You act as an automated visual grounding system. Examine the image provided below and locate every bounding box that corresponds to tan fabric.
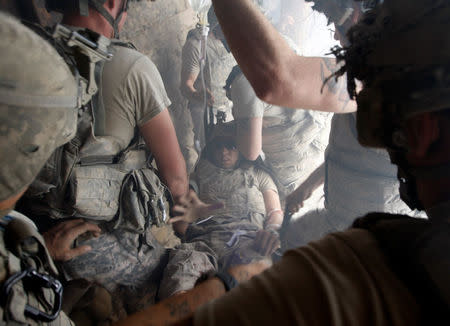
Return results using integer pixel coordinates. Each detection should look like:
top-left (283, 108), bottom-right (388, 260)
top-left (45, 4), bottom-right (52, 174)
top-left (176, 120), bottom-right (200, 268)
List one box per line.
top-left (195, 228), bottom-right (421, 326)
top-left (101, 45), bottom-right (171, 149)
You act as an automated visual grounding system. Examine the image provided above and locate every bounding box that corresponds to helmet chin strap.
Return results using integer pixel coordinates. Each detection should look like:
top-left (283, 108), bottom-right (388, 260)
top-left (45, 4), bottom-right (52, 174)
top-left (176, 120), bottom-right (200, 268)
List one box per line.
top-left (88, 0), bottom-right (127, 38)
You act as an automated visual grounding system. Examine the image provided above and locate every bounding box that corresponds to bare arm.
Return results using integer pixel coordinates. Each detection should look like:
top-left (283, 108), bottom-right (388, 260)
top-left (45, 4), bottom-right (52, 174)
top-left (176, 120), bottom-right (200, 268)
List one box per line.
top-left (262, 189), bottom-right (283, 229)
top-left (180, 72), bottom-right (201, 102)
top-left (286, 162), bottom-right (325, 214)
top-left (236, 117), bottom-right (262, 161)
top-left (111, 261), bottom-right (270, 326)
top-left (211, 0), bottom-right (355, 112)
top-left (140, 109), bottom-right (188, 202)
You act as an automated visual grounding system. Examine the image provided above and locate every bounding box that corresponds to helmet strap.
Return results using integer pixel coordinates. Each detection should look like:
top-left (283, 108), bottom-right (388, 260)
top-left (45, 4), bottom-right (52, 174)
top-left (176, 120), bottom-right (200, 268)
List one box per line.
top-left (88, 0), bottom-right (127, 38)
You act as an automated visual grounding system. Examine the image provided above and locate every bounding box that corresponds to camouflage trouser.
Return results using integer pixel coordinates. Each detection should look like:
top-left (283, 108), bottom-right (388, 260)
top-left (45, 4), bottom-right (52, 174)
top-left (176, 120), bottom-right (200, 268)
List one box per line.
top-left (158, 241), bottom-right (217, 299)
top-left (62, 226), bottom-right (170, 316)
top-left (158, 230), bottom-right (267, 300)
top-left (63, 226), bottom-right (217, 310)
top-left (192, 224), bottom-right (267, 265)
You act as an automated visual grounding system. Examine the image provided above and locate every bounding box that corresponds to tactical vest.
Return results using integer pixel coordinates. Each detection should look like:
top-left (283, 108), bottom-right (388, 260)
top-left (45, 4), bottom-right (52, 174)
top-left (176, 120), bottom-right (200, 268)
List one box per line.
top-left (192, 159), bottom-right (267, 228)
top-left (353, 213), bottom-right (450, 325)
top-left (0, 213), bottom-right (73, 325)
top-left (19, 24), bottom-right (171, 231)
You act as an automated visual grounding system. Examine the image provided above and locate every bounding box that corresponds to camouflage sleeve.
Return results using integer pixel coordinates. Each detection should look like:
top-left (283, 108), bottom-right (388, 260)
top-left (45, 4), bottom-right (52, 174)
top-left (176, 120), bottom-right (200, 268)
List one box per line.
top-left (255, 168), bottom-right (278, 194)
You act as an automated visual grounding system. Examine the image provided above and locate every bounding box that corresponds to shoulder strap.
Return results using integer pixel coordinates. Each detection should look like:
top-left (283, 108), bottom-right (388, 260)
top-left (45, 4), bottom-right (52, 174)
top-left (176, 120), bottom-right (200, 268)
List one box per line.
top-left (353, 212), bottom-right (450, 325)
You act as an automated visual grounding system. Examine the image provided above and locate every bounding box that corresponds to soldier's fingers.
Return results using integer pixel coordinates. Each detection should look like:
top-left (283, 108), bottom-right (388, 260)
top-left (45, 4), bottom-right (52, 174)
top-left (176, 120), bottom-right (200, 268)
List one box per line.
top-left (179, 195), bottom-right (192, 207)
top-left (172, 205), bottom-right (187, 215)
top-left (260, 232), bottom-right (273, 254)
top-left (63, 245), bottom-right (92, 261)
top-left (65, 222), bottom-right (101, 242)
top-left (168, 216), bottom-right (184, 224)
top-left (50, 219), bottom-right (84, 233)
top-left (254, 230), bottom-right (264, 246)
top-left (266, 236), bottom-right (280, 256)
top-left (206, 202), bottom-right (224, 211)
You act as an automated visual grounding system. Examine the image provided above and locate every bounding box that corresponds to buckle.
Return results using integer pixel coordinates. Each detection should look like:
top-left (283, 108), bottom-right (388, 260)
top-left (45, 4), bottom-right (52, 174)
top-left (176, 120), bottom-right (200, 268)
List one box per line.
top-left (1, 267), bottom-right (63, 322)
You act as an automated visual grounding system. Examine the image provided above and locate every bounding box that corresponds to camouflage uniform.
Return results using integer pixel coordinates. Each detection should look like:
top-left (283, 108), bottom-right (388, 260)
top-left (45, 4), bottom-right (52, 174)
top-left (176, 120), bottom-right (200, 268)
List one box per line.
top-left (0, 12), bottom-right (78, 325)
top-left (181, 27), bottom-right (236, 148)
top-left (193, 1), bottom-right (450, 324)
top-left (175, 158), bottom-right (277, 271)
top-left (231, 72), bottom-right (331, 198)
top-left (158, 156), bottom-right (279, 299)
top-left (51, 37), bottom-right (212, 311)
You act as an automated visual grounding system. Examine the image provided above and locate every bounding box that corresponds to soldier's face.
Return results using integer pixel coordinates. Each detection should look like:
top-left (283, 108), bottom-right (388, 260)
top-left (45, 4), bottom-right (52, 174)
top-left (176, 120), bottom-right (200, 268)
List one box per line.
top-left (214, 142), bottom-right (239, 169)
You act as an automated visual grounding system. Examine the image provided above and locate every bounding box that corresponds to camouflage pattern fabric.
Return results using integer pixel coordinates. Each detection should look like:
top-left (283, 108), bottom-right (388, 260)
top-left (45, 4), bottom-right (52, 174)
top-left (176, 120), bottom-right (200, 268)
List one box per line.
top-left (185, 216), bottom-right (265, 270)
top-left (61, 225), bottom-right (168, 295)
top-left (158, 241), bottom-right (217, 299)
top-left (0, 13), bottom-right (78, 203)
top-left (182, 28), bottom-right (236, 147)
top-left (0, 213), bottom-right (74, 326)
top-left (191, 159), bottom-right (273, 228)
top-left (260, 106), bottom-right (331, 198)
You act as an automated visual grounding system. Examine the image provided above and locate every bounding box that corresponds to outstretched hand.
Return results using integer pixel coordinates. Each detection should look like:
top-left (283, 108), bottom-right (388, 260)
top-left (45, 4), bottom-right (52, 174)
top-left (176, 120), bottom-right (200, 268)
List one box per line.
top-left (43, 219), bottom-right (101, 262)
top-left (169, 189), bottom-right (224, 224)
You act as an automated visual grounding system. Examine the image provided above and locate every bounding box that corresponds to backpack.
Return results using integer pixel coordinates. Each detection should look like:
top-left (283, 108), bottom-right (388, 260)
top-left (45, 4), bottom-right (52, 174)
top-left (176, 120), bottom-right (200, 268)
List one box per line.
top-left (19, 23), bottom-right (171, 232)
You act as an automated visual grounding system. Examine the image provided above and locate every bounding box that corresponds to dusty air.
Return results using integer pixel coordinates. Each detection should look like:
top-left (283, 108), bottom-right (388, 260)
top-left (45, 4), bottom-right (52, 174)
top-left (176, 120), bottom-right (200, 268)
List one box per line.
top-left (0, 0), bottom-right (447, 325)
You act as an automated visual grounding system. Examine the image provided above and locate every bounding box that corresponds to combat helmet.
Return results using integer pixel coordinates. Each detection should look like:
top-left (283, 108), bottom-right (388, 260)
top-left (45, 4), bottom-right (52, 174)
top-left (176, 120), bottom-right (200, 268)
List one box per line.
top-left (340, 0), bottom-right (450, 149)
top-left (45, 0), bottom-right (145, 37)
top-left (336, 0), bottom-right (450, 209)
top-left (0, 12), bottom-right (78, 203)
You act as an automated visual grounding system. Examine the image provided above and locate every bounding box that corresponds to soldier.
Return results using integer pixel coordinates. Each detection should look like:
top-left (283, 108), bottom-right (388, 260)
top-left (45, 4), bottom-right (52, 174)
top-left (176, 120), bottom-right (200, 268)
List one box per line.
top-left (17, 0), bottom-right (213, 318)
top-left (213, 0), bottom-right (422, 249)
top-left (166, 123), bottom-right (281, 277)
top-left (180, 7), bottom-right (236, 152)
top-left (0, 14), bottom-right (265, 325)
top-left (226, 65), bottom-right (331, 200)
top-left (148, 0), bottom-right (447, 324)
top-left (0, 11), bottom-right (80, 325)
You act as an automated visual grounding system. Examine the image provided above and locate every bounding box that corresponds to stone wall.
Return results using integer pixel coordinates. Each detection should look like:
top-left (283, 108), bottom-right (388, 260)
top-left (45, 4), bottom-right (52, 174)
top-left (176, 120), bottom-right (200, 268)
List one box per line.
top-left (122, 0), bottom-right (196, 106)
top-left (122, 0), bottom-right (198, 171)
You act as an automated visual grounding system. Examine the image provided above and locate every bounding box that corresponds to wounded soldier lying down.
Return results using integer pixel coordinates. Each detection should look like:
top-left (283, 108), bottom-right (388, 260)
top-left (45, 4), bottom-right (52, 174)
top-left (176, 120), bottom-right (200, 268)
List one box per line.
top-left (160, 123), bottom-right (281, 297)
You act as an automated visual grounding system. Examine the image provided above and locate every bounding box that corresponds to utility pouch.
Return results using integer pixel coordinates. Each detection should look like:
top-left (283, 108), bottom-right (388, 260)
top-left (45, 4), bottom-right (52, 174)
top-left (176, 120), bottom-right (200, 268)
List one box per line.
top-left (68, 165), bottom-right (126, 221)
top-left (110, 168), bottom-right (172, 233)
top-left (0, 215), bottom-right (72, 325)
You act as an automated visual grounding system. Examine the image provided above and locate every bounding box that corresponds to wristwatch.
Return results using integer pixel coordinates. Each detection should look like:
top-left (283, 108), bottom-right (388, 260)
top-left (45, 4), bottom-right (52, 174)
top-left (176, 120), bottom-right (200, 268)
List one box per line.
top-left (214, 270), bottom-right (239, 291)
top-left (197, 270), bottom-right (239, 292)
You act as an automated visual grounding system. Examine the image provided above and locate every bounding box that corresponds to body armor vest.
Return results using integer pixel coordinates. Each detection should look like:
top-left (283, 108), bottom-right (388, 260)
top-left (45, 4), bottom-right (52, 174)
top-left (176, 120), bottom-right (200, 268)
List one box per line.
top-left (19, 24), bottom-right (170, 231)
